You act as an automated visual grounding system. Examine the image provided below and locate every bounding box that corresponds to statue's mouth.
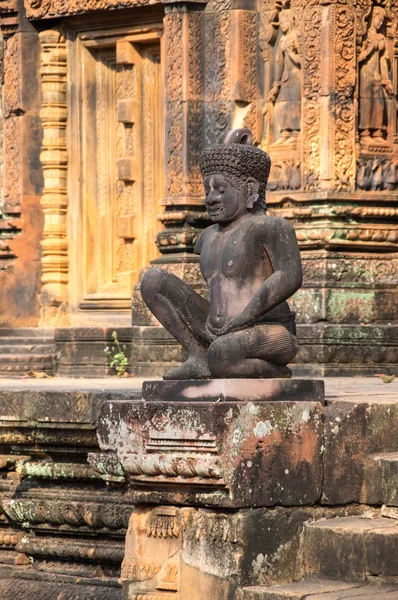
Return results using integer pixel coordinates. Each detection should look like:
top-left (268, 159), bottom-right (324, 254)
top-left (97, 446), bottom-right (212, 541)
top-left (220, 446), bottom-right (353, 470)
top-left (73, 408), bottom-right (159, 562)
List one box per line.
top-left (207, 205), bottom-right (225, 216)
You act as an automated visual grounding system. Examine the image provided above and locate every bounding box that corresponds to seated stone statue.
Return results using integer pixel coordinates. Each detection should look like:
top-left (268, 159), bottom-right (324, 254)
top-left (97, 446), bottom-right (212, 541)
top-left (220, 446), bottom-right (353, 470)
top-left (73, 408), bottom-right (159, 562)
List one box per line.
top-left (141, 129), bottom-right (302, 379)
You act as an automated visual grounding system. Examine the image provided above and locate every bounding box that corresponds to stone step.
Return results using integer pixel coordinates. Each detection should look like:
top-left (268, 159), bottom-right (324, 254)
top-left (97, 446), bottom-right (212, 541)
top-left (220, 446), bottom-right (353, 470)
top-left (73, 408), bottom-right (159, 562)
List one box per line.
top-left (238, 580), bottom-right (398, 599)
top-left (0, 336), bottom-right (54, 346)
top-left (0, 344), bottom-right (56, 354)
top-left (303, 517), bottom-right (398, 583)
top-left (322, 401), bottom-right (398, 505)
top-left (0, 354), bottom-right (55, 375)
top-left (0, 328), bottom-right (54, 338)
top-left (361, 453), bottom-right (398, 506)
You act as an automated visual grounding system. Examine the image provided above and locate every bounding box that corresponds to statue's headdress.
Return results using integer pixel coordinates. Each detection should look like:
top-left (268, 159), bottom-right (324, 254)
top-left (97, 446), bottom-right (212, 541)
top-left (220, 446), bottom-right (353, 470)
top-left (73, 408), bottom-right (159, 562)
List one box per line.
top-left (373, 6), bottom-right (385, 19)
top-left (199, 129), bottom-right (271, 210)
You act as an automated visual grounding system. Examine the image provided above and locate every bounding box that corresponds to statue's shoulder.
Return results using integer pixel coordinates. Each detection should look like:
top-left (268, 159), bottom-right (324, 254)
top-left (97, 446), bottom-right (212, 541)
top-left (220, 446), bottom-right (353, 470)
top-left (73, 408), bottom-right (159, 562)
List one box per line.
top-left (194, 224), bottom-right (218, 254)
top-left (257, 213), bottom-right (296, 237)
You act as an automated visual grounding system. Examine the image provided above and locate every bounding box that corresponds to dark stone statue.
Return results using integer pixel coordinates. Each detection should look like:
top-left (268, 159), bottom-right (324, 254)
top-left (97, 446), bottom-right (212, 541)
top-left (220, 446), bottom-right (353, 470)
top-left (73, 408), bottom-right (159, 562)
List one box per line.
top-left (141, 129), bottom-right (302, 379)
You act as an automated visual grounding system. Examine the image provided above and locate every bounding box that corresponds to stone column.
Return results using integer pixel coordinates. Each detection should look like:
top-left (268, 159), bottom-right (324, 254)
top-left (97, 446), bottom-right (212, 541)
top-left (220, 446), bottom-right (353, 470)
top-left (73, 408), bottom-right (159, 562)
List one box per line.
top-left (38, 29), bottom-right (68, 326)
top-left (0, 0), bottom-right (44, 326)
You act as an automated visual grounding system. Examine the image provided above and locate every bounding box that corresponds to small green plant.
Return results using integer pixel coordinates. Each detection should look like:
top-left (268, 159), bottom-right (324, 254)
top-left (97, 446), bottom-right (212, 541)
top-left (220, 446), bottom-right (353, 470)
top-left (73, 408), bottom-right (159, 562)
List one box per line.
top-left (104, 331), bottom-right (129, 377)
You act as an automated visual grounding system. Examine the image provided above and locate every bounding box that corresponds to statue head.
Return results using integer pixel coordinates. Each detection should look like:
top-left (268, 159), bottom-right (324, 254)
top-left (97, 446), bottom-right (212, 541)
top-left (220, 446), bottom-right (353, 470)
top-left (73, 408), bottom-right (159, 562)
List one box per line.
top-left (372, 6), bottom-right (386, 29)
top-left (199, 129), bottom-right (271, 224)
top-left (279, 9), bottom-right (294, 33)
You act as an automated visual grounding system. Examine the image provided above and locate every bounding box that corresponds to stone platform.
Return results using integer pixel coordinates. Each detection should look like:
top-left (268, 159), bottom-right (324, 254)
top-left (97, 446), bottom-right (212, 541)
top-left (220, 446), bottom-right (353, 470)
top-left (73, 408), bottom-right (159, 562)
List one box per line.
top-left (95, 378), bottom-right (325, 508)
top-left (0, 376), bottom-right (398, 599)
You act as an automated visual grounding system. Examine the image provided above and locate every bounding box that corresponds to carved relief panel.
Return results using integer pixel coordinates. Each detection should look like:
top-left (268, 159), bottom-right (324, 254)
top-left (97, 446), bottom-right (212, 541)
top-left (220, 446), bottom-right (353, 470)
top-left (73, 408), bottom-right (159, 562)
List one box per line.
top-left (261, 0), bottom-right (303, 192)
top-left (356, 1), bottom-right (398, 192)
top-left (68, 29), bottom-right (163, 321)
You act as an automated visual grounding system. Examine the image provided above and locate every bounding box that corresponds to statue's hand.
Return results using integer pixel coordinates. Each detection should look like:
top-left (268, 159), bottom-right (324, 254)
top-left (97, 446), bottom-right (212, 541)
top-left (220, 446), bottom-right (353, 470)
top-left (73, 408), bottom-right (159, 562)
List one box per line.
top-left (217, 314), bottom-right (253, 337)
top-left (267, 85), bottom-right (279, 103)
top-left (385, 82), bottom-right (394, 97)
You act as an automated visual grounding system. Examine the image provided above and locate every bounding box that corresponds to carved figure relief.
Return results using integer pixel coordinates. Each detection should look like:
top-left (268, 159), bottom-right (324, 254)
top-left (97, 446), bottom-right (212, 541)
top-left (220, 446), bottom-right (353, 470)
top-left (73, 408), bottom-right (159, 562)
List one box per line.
top-left (267, 8), bottom-right (301, 146)
top-left (262, 1), bottom-right (303, 191)
top-left (358, 6), bottom-right (394, 146)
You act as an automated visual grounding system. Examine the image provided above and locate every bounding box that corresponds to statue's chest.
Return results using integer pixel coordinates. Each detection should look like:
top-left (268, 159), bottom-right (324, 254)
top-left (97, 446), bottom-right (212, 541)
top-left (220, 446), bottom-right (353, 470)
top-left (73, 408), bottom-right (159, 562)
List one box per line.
top-left (200, 230), bottom-right (260, 280)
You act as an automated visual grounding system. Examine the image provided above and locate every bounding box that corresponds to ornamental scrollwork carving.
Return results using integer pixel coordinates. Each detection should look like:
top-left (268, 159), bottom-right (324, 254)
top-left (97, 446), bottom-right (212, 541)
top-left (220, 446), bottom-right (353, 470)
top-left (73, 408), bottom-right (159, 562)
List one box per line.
top-left (24, 0), bottom-right (156, 19)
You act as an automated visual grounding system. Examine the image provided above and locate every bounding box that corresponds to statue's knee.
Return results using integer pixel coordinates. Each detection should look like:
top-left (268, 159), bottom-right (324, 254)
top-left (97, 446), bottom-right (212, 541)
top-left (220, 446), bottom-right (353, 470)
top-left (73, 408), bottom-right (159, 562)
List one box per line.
top-left (208, 336), bottom-right (242, 377)
top-left (140, 268), bottom-right (165, 301)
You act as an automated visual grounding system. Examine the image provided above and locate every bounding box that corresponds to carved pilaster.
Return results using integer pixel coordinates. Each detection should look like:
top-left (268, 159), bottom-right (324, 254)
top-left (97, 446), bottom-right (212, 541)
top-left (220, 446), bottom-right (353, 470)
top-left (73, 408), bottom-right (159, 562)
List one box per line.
top-left (39, 30), bottom-right (68, 326)
top-left (157, 1), bottom-right (207, 254)
top-left (332, 0), bottom-right (356, 192)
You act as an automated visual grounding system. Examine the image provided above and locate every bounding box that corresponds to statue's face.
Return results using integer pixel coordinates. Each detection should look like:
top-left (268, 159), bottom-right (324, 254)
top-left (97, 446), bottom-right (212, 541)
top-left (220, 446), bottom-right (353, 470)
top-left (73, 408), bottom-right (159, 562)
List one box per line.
top-left (279, 13), bottom-right (290, 33)
top-left (204, 174), bottom-right (248, 224)
top-left (373, 12), bottom-right (384, 30)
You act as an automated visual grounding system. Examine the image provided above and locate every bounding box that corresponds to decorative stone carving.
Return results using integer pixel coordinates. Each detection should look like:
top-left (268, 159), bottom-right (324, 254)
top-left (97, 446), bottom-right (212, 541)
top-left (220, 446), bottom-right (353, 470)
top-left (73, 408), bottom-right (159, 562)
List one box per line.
top-left (267, 8), bottom-right (301, 147)
top-left (23, 0), bottom-right (159, 20)
top-left (141, 129), bottom-right (302, 379)
top-left (38, 29), bottom-right (69, 326)
top-left (97, 384), bottom-right (324, 508)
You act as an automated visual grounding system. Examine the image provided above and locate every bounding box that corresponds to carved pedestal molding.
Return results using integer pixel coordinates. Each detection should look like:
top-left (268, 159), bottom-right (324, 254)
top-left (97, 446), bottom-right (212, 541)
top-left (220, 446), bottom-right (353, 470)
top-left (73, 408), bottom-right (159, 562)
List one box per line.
top-left (39, 29), bottom-right (68, 326)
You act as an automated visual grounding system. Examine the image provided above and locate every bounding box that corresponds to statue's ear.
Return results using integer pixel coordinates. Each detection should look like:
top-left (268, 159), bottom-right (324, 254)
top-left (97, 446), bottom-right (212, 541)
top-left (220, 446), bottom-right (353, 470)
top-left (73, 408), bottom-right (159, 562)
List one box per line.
top-left (246, 179), bottom-right (259, 209)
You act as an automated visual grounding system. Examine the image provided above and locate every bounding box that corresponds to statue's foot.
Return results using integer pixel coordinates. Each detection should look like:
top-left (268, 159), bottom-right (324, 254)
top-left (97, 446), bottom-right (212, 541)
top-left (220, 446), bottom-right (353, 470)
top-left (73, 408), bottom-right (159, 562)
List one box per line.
top-left (271, 132), bottom-right (290, 147)
top-left (269, 364), bottom-right (292, 379)
top-left (360, 135), bottom-right (374, 146)
top-left (164, 356), bottom-right (212, 380)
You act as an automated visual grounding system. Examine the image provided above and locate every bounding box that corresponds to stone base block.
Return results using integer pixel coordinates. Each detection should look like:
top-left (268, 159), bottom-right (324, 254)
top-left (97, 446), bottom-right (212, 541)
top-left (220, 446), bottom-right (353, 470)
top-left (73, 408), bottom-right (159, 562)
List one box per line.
top-left (95, 379), bottom-right (324, 508)
top-left (119, 504), bottom-right (369, 600)
top-left (142, 378), bottom-right (325, 404)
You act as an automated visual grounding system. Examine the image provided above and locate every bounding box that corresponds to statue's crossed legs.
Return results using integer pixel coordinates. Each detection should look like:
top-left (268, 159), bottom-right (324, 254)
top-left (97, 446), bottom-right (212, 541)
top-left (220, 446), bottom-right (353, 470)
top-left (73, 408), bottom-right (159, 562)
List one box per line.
top-left (141, 269), bottom-right (298, 379)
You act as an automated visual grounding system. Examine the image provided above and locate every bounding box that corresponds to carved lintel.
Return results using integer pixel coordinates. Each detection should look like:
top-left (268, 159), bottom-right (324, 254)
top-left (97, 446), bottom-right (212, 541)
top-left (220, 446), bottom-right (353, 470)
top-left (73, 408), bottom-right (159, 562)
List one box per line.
top-left (24, 0), bottom-right (160, 20)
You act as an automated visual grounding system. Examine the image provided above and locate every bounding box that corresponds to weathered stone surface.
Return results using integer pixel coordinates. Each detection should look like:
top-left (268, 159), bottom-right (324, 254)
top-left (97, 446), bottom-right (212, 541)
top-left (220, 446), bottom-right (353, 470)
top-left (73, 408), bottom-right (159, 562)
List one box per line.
top-left (303, 517), bottom-right (398, 583)
top-left (322, 401), bottom-right (398, 505)
top-left (0, 385), bottom-right (137, 599)
top-left (120, 505), bottom-right (372, 599)
top-left (0, 568), bottom-right (121, 600)
top-left (55, 327), bottom-right (134, 377)
top-left (142, 378), bottom-right (325, 404)
top-left (97, 393), bottom-right (323, 508)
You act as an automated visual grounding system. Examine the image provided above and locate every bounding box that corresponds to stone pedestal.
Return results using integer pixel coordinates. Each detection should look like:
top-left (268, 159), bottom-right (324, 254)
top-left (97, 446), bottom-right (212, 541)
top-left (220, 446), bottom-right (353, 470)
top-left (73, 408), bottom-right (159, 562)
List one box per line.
top-left (93, 378), bottom-right (325, 598)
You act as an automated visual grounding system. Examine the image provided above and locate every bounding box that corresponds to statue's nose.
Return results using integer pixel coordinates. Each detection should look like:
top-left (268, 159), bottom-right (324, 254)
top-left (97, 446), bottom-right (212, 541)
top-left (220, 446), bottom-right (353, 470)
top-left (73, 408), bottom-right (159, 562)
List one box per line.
top-left (206, 191), bottom-right (219, 205)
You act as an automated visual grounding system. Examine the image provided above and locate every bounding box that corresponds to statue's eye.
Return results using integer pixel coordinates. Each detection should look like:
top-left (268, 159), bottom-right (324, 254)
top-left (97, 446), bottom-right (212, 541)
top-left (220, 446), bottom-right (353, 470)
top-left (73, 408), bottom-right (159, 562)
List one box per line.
top-left (218, 187), bottom-right (225, 194)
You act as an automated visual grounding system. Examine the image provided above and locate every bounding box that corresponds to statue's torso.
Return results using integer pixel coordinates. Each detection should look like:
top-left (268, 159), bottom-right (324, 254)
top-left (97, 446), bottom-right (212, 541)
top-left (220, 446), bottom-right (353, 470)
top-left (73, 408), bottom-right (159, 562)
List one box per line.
top-left (199, 215), bottom-right (291, 332)
top-left (361, 31), bottom-right (386, 84)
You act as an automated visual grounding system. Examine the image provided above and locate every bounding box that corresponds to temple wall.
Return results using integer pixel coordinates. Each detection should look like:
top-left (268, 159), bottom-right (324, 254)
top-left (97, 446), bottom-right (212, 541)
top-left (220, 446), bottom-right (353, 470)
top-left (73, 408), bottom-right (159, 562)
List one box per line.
top-left (0, 0), bottom-right (395, 373)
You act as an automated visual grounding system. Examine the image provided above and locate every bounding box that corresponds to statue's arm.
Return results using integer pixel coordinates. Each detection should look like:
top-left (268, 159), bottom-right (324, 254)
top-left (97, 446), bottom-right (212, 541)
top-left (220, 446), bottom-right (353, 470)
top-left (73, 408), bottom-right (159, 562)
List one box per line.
top-left (194, 230), bottom-right (205, 255)
top-left (222, 218), bottom-right (302, 333)
top-left (381, 49), bottom-right (393, 91)
top-left (268, 47), bottom-right (284, 102)
top-left (286, 34), bottom-right (301, 66)
top-left (358, 38), bottom-right (375, 63)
